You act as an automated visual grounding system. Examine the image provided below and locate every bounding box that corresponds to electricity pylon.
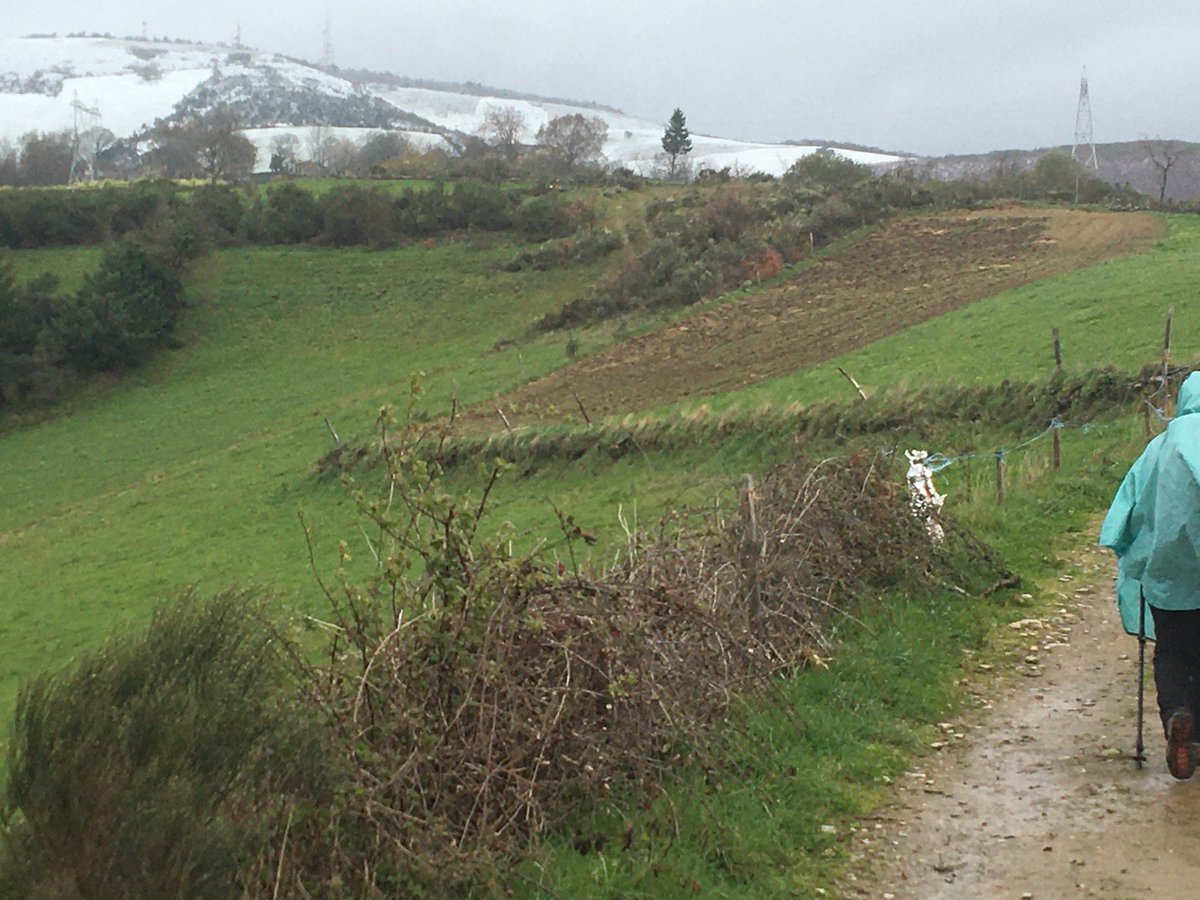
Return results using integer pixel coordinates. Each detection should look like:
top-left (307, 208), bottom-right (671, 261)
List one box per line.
top-left (1072, 68), bottom-right (1099, 170)
top-left (69, 92), bottom-right (103, 183)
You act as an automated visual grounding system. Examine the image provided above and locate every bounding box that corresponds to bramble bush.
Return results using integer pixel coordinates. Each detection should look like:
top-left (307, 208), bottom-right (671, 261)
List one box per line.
top-left (499, 228), bottom-right (622, 272)
top-left (0, 182), bottom-right (174, 249)
top-left (1, 379), bottom-right (1014, 894)
top-left (244, 181), bottom-right (322, 244)
top-left (316, 183), bottom-right (397, 247)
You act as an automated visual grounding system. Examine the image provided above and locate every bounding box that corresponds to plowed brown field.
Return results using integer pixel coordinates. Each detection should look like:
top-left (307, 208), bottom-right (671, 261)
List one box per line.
top-left (471, 207), bottom-right (1162, 431)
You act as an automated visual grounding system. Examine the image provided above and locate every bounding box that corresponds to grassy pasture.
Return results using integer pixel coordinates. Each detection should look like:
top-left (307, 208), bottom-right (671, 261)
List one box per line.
top-left (0, 202), bottom-right (1196, 893)
top-left (0, 240), bottom-right (609, 714)
top-left (2, 214), bottom-right (1192, 715)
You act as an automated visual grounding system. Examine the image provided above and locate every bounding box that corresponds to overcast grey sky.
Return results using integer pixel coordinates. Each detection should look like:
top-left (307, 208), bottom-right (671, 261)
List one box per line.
top-left (4, 1), bottom-right (1198, 156)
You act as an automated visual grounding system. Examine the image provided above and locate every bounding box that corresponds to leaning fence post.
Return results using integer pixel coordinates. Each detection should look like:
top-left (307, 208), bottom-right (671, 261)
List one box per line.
top-left (572, 389), bottom-right (592, 426)
top-left (995, 451), bottom-right (1006, 505)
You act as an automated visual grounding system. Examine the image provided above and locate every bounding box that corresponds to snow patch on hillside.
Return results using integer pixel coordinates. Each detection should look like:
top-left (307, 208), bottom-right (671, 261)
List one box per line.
top-left (0, 35), bottom-right (907, 176)
top-left (1, 69), bottom-right (211, 139)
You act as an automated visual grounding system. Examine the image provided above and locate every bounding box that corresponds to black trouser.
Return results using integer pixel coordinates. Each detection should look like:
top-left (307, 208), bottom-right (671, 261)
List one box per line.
top-left (1150, 605), bottom-right (1200, 735)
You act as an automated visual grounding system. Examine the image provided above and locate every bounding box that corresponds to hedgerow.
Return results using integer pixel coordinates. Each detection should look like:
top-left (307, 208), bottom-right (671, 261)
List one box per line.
top-left (0, 181), bottom-right (588, 251)
top-left (1, 397), bottom-right (1006, 895)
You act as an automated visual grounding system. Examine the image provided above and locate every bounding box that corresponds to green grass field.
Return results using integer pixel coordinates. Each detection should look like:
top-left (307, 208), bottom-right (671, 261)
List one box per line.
top-left (0, 203), bottom-right (1194, 894)
top-left (2, 213), bottom-right (1187, 708)
top-left (0, 239), bottom-right (610, 714)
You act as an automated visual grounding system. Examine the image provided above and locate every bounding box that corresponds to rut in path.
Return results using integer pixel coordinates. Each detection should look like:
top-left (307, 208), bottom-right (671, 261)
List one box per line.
top-left (843, 541), bottom-right (1200, 899)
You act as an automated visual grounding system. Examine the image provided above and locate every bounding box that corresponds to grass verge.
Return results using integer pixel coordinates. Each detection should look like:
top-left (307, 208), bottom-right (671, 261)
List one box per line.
top-left (513, 408), bottom-right (1143, 897)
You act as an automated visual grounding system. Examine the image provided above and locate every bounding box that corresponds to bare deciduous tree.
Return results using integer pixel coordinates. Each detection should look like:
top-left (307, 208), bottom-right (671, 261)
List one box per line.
top-left (1143, 136), bottom-right (1190, 202)
top-left (324, 138), bottom-right (360, 177)
top-left (480, 106), bottom-right (526, 161)
top-left (306, 125), bottom-right (334, 171)
top-left (191, 108), bottom-right (257, 183)
top-left (269, 133), bottom-right (300, 174)
top-left (535, 113), bottom-right (608, 174)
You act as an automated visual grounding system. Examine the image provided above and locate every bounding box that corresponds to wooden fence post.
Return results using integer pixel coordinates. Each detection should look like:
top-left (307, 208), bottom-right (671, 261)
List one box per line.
top-left (995, 452), bottom-right (1006, 505)
top-left (1052, 327), bottom-right (1062, 375)
top-left (496, 406), bottom-right (514, 434)
top-left (1053, 426), bottom-right (1061, 470)
top-left (739, 474), bottom-right (762, 626)
top-left (324, 417), bottom-right (341, 448)
top-left (836, 367), bottom-right (867, 401)
top-left (572, 389), bottom-right (592, 426)
top-left (1162, 306), bottom-right (1175, 416)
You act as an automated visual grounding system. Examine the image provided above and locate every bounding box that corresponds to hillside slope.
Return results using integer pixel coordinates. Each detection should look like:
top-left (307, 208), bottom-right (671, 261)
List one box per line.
top-left (472, 207), bottom-right (1163, 429)
top-left (0, 35), bottom-right (903, 175)
top-left (905, 141), bottom-right (1200, 202)
top-left (0, 203), bottom-right (1186, 731)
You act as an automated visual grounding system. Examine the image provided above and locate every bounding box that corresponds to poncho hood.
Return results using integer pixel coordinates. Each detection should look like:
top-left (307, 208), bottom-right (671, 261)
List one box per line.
top-left (1101, 372), bottom-right (1200, 637)
top-left (1176, 371), bottom-right (1200, 417)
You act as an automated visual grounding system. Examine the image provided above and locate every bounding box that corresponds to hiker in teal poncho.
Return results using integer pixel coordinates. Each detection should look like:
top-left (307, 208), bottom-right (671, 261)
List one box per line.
top-left (1101, 370), bottom-right (1200, 779)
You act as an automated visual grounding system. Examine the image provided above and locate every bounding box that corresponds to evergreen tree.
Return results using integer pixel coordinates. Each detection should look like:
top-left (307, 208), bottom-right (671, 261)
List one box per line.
top-left (661, 108), bottom-right (693, 180)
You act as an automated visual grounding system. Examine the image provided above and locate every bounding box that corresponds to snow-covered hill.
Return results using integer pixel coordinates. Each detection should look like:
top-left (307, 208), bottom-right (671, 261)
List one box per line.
top-left (0, 35), bottom-right (905, 175)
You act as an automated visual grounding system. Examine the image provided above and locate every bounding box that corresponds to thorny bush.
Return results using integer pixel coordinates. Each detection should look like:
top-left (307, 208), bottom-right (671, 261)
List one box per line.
top-left (2, 387), bottom-right (1005, 896)
top-left (278, 389), bottom-right (1002, 893)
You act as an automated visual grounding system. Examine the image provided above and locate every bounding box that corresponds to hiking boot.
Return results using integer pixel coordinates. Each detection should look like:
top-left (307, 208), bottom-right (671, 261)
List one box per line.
top-left (1166, 710), bottom-right (1196, 780)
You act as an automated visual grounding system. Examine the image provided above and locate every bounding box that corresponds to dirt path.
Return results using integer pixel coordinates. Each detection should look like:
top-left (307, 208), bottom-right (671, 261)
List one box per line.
top-left (841, 541), bottom-right (1200, 899)
top-left (466, 207), bottom-right (1162, 431)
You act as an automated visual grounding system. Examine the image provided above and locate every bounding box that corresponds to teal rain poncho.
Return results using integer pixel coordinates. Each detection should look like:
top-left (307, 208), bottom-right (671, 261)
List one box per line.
top-left (1100, 372), bottom-right (1200, 639)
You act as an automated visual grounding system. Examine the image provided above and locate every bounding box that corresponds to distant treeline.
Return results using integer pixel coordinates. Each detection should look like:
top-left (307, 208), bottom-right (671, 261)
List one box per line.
top-left (0, 181), bottom-right (588, 251)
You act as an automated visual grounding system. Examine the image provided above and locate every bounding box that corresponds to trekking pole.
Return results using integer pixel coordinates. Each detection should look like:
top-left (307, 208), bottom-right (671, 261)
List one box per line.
top-left (1136, 590), bottom-right (1147, 768)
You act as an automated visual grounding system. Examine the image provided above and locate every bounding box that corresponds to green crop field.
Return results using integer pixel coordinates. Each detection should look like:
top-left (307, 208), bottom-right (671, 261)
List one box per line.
top-left (1, 200), bottom-right (1194, 895)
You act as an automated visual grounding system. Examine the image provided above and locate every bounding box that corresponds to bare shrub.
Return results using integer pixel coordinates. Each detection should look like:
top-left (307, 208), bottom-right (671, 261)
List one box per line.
top-left (274, 403), bottom-right (972, 893)
top-left (3, 396), bottom-right (1003, 896)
